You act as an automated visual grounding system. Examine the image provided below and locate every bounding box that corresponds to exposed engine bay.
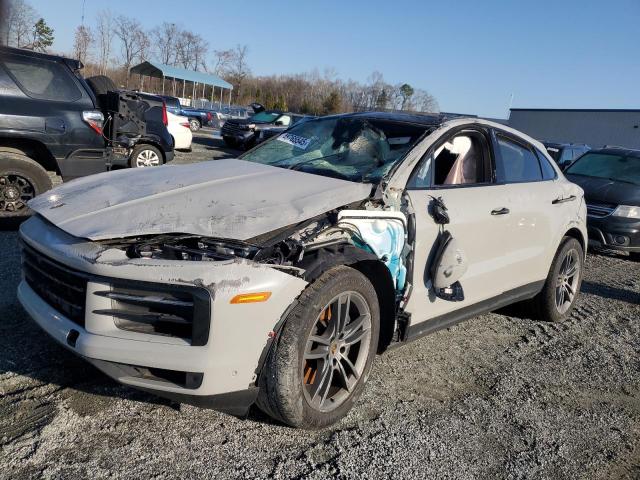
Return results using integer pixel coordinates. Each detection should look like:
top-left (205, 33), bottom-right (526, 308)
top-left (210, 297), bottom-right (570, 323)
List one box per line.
top-left (99, 195), bottom-right (467, 314)
top-left (100, 203), bottom-right (415, 300)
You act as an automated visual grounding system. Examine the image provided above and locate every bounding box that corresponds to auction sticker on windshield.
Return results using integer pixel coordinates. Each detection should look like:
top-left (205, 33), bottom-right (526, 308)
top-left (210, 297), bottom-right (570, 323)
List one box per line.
top-left (277, 132), bottom-right (311, 150)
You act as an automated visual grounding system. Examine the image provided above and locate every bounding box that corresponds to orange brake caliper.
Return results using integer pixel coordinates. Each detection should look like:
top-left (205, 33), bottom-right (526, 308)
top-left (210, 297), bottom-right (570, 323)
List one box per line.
top-left (304, 306), bottom-right (331, 385)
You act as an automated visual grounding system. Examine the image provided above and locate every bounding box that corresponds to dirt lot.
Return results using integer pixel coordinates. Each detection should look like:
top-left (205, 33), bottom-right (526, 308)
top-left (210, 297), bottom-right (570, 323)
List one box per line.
top-left (1, 131), bottom-right (639, 479)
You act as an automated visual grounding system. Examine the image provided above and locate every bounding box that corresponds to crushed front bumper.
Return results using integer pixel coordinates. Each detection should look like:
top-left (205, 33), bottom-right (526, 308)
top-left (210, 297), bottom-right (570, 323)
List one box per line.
top-left (18, 215), bottom-right (308, 414)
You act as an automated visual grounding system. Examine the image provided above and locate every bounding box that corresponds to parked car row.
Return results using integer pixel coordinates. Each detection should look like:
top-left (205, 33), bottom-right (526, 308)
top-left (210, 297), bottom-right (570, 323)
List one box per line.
top-left (0, 47), bottom-right (176, 217)
top-left (221, 110), bottom-right (314, 149)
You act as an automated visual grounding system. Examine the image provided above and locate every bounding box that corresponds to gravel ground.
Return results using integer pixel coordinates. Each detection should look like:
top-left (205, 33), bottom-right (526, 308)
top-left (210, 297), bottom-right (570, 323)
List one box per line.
top-left (1, 131), bottom-right (639, 479)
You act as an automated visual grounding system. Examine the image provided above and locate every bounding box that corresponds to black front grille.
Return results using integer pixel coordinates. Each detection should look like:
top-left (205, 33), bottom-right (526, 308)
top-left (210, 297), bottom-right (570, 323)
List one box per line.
top-left (221, 121), bottom-right (245, 135)
top-left (586, 202), bottom-right (617, 218)
top-left (22, 245), bottom-right (87, 326)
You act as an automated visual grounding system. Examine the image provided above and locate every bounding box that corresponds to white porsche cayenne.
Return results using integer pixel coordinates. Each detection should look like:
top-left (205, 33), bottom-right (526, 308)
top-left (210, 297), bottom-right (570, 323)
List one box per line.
top-left (18, 113), bottom-right (587, 428)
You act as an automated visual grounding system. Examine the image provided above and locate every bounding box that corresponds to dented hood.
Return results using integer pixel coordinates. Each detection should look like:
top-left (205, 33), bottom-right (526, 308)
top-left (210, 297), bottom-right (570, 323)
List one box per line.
top-left (29, 159), bottom-right (373, 241)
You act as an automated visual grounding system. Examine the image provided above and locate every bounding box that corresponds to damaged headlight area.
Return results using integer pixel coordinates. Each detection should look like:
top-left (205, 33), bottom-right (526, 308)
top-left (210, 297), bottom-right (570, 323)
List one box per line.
top-left (103, 234), bottom-right (303, 265)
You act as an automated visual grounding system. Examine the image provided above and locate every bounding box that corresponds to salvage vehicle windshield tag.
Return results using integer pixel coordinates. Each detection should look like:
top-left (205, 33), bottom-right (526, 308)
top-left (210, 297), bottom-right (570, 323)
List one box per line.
top-left (277, 132), bottom-right (311, 150)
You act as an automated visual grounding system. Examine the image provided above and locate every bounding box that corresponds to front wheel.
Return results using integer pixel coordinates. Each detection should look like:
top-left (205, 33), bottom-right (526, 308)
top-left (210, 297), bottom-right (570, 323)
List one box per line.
top-left (531, 237), bottom-right (584, 322)
top-left (257, 266), bottom-right (380, 429)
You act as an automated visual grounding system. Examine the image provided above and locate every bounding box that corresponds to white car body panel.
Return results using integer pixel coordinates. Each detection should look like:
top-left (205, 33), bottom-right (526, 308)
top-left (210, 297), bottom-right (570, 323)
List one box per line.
top-left (167, 111), bottom-right (193, 150)
top-left (18, 116), bottom-right (587, 413)
top-left (28, 159), bottom-right (372, 241)
top-left (19, 215), bottom-right (308, 396)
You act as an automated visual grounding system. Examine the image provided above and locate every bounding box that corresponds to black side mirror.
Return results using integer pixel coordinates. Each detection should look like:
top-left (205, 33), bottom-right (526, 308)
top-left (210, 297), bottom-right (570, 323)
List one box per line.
top-left (275, 120), bottom-right (284, 126)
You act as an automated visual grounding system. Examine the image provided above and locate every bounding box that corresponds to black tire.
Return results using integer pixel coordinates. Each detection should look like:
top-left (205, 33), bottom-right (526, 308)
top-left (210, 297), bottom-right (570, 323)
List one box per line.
top-left (531, 237), bottom-right (584, 322)
top-left (242, 136), bottom-right (256, 151)
top-left (189, 118), bottom-right (201, 132)
top-left (223, 137), bottom-right (237, 148)
top-left (129, 144), bottom-right (163, 168)
top-left (257, 266), bottom-right (380, 429)
top-left (85, 75), bottom-right (117, 96)
top-left (0, 152), bottom-right (52, 218)
top-left (630, 252), bottom-right (640, 262)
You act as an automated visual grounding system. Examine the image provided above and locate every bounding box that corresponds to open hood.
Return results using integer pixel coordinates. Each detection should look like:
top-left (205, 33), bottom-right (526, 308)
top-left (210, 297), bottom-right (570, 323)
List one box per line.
top-left (28, 159), bottom-right (372, 241)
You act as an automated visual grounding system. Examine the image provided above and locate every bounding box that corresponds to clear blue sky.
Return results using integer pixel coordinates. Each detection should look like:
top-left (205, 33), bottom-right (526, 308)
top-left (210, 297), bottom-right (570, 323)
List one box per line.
top-left (29, 0), bottom-right (640, 118)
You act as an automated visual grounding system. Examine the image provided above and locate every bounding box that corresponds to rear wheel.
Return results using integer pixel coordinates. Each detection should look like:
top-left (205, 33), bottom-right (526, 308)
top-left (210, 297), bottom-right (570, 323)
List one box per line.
top-left (129, 144), bottom-right (163, 168)
top-left (257, 266), bottom-right (380, 429)
top-left (531, 237), bottom-right (584, 322)
top-left (0, 152), bottom-right (52, 218)
top-left (189, 119), bottom-right (201, 132)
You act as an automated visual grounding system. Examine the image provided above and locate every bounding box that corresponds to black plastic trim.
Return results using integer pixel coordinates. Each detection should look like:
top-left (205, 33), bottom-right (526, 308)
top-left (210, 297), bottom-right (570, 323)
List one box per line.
top-left (136, 386), bottom-right (259, 417)
top-left (21, 241), bottom-right (212, 346)
top-left (403, 280), bottom-right (545, 342)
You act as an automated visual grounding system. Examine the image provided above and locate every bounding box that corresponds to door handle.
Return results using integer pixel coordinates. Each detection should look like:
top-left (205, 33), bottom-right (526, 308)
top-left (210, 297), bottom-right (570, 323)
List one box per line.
top-left (491, 207), bottom-right (510, 215)
top-left (552, 195), bottom-right (577, 205)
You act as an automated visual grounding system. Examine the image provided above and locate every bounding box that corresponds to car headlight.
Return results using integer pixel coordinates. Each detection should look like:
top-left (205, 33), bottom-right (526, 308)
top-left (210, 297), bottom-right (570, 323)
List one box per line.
top-left (612, 205), bottom-right (640, 218)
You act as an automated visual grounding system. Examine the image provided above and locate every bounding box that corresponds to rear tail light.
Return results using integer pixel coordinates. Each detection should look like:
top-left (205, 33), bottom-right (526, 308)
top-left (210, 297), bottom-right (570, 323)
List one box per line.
top-left (207, 112), bottom-right (212, 121)
top-left (180, 122), bottom-right (190, 129)
top-left (162, 101), bottom-right (168, 126)
top-left (82, 110), bottom-right (104, 135)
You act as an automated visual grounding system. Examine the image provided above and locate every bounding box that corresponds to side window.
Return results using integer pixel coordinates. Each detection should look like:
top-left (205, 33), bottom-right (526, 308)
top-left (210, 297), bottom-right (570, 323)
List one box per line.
top-left (407, 131), bottom-right (492, 188)
top-left (433, 132), bottom-right (491, 185)
top-left (535, 148), bottom-right (557, 180)
top-left (495, 135), bottom-right (543, 183)
top-left (2, 55), bottom-right (82, 102)
top-left (407, 156), bottom-right (432, 189)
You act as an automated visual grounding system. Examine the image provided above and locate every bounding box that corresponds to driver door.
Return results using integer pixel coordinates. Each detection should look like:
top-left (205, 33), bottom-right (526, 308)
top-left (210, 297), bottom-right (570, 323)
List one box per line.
top-left (402, 127), bottom-right (514, 334)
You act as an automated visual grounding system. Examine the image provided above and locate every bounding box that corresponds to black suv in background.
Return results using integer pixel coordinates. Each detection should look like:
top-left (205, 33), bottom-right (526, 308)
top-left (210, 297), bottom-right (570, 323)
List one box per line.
top-left (0, 47), bottom-right (173, 217)
top-left (543, 142), bottom-right (590, 168)
top-left (221, 110), bottom-right (299, 149)
top-left (564, 147), bottom-right (640, 261)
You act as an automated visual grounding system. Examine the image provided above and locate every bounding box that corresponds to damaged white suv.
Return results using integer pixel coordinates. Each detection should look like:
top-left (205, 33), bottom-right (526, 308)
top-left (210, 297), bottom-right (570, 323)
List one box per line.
top-left (18, 113), bottom-right (587, 428)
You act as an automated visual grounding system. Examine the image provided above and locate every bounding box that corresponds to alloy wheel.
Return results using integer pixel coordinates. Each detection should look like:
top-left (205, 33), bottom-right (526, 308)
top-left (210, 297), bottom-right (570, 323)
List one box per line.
top-left (135, 149), bottom-right (161, 167)
top-left (0, 174), bottom-right (35, 212)
top-left (555, 248), bottom-right (580, 314)
top-left (302, 291), bottom-right (372, 412)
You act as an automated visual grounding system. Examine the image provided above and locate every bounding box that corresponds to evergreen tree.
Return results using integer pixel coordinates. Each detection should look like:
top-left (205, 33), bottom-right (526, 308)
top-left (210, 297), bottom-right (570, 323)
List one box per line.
top-left (31, 18), bottom-right (54, 52)
top-left (322, 90), bottom-right (342, 115)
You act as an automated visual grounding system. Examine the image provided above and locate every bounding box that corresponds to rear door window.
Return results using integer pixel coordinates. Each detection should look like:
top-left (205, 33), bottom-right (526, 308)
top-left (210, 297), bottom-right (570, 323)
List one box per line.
top-left (535, 149), bottom-right (558, 180)
top-left (495, 134), bottom-right (543, 183)
top-left (2, 54), bottom-right (82, 102)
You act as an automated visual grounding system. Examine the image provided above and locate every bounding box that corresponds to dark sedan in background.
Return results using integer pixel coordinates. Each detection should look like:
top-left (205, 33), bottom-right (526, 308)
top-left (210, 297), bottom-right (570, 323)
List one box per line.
top-left (564, 147), bottom-right (640, 260)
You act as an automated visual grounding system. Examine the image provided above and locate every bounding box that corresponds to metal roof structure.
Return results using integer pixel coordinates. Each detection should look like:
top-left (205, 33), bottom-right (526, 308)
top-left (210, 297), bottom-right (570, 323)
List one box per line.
top-left (130, 61), bottom-right (232, 90)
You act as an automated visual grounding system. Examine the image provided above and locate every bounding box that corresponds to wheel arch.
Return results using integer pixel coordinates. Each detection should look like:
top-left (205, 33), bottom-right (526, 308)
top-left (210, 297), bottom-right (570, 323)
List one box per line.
top-left (0, 138), bottom-right (60, 174)
top-left (296, 244), bottom-right (398, 354)
top-left (350, 259), bottom-right (397, 353)
top-left (564, 227), bottom-right (587, 259)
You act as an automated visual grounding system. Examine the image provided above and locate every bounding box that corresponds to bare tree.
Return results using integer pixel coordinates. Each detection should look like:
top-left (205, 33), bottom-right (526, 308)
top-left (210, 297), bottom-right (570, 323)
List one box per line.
top-left (95, 10), bottom-right (113, 75)
top-left (73, 24), bottom-right (93, 65)
top-left (226, 44), bottom-right (250, 101)
top-left (412, 89), bottom-right (439, 113)
top-left (134, 27), bottom-right (150, 63)
top-left (212, 48), bottom-right (234, 76)
top-left (3, 0), bottom-right (37, 47)
top-left (151, 22), bottom-right (178, 65)
top-left (175, 30), bottom-right (208, 71)
top-left (113, 15), bottom-right (147, 75)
